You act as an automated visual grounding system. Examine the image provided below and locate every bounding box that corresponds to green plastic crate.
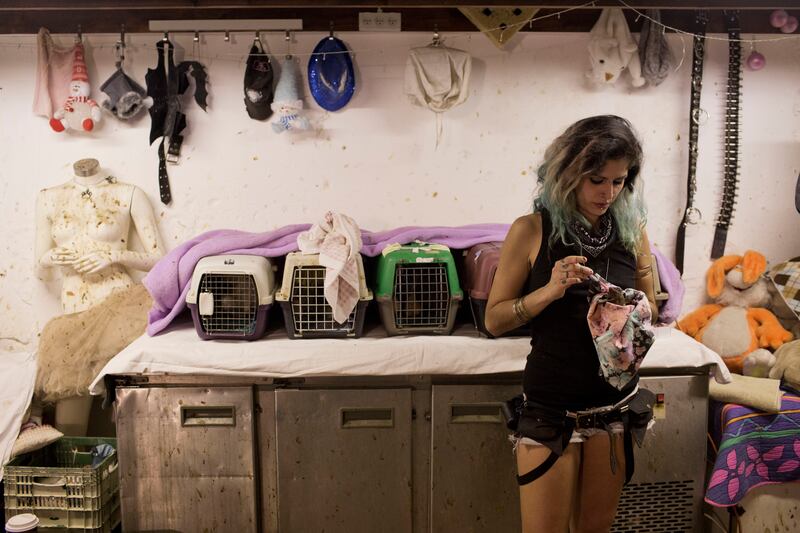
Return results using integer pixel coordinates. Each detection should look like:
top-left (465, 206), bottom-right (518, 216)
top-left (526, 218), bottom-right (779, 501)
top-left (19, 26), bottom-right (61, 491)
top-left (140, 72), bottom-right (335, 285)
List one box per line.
top-left (375, 242), bottom-right (463, 335)
top-left (4, 437), bottom-right (119, 530)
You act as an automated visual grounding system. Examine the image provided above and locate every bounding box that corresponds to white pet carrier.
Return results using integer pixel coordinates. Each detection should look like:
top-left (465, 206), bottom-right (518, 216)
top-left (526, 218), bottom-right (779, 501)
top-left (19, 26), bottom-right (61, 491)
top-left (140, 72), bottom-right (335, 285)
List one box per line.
top-left (185, 255), bottom-right (276, 340)
top-left (275, 252), bottom-right (372, 338)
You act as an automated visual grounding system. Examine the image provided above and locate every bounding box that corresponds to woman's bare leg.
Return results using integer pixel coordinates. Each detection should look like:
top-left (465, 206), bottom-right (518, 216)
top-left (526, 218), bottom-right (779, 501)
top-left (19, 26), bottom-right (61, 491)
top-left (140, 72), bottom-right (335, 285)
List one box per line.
top-left (571, 433), bottom-right (625, 533)
top-left (518, 442), bottom-right (580, 533)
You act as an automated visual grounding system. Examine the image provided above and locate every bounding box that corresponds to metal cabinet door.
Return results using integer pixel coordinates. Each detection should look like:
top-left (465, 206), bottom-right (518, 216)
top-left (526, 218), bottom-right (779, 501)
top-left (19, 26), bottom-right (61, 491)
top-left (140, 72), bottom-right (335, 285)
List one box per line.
top-left (612, 374), bottom-right (708, 533)
top-left (275, 388), bottom-right (413, 533)
top-left (116, 386), bottom-right (258, 533)
top-left (431, 384), bottom-right (521, 533)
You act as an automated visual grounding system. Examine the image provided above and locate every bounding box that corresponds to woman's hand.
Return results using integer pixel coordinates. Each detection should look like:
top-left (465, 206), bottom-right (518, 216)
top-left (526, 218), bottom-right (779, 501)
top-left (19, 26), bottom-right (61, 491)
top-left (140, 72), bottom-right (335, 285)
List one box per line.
top-left (546, 255), bottom-right (593, 299)
top-left (73, 251), bottom-right (119, 274)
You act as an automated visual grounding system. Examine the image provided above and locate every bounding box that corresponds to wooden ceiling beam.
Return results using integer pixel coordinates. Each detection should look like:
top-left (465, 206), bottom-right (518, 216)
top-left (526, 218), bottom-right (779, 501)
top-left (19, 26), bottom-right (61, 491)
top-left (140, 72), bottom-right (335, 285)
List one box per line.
top-left (1, 1), bottom-right (798, 8)
top-left (0, 5), bottom-right (790, 34)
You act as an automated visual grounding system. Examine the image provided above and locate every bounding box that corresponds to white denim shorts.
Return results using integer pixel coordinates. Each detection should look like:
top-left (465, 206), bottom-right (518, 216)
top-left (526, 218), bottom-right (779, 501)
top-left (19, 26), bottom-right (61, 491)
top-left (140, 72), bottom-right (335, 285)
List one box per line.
top-left (510, 387), bottom-right (637, 451)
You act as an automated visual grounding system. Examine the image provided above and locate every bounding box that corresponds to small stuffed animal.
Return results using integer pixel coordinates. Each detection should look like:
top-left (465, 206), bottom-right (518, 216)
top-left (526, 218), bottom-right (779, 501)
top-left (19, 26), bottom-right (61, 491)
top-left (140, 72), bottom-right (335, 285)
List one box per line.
top-left (678, 251), bottom-right (793, 375)
top-left (271, 58), bottom-right (309, 134)
top-left (770, 340), bottom-right (800, 390)
top-left (586, 8), bottom-right (645, 88)
top-left (271, 99), bottom-right (310, 133)
top-left (49, 43), bottom-right (101, 133)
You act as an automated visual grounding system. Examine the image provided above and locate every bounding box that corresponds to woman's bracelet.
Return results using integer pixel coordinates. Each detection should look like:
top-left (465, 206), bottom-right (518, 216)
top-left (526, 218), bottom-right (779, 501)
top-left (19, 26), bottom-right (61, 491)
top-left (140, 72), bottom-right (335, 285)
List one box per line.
top-left (513, 296), bottom-right (532, 323)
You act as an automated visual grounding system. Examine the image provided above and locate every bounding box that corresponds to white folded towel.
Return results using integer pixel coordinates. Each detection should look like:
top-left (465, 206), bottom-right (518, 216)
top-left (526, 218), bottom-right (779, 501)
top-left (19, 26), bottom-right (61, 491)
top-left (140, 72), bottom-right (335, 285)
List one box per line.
top-left (709, 374), bottom-right (784, 413)
top-left (297, 212), bottom-right (363, 323)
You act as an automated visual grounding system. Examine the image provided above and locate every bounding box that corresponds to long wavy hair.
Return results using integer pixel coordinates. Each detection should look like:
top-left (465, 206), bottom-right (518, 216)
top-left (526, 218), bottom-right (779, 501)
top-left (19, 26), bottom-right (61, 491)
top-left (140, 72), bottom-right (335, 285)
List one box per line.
top-left (533, 115), bottom-right (646, 253)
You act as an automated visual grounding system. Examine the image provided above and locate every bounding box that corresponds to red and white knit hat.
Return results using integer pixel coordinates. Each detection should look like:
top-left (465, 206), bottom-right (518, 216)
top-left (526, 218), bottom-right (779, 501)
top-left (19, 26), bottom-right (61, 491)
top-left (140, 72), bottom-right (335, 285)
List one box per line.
top-left (72, 43), bottom-right (89, 83)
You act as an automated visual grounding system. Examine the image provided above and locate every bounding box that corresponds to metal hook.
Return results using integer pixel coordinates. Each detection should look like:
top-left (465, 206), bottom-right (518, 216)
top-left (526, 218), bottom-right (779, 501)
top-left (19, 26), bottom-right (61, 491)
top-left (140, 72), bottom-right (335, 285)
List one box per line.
top-left (193, 31), bottom-right (200, 43)
top-left (162, 31), bottom-right (169, 42)
top-left (115, 25), bottom-right (126, 67)
top-left (76, 24), bottom-right (82, 42)
top-left (255, 30), bottom-right (261, 44)
top-left (224, 30), bottom-right (230, 42)
top-left (329, 21), bottom-right (335, 39)
top-left (285, 30), bottom-right (292, 59)
top-left (432, 25), bottom-right (440, 46)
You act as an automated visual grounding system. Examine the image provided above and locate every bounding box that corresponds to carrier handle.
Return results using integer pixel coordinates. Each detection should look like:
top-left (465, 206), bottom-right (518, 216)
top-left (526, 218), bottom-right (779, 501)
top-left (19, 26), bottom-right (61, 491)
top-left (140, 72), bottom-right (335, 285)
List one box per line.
top-left (340, 407), bottom-right (394, 429)
top-left (180, 405), bottom-right (236, 427)
top-left (450, 403), bottom-right (505, 424)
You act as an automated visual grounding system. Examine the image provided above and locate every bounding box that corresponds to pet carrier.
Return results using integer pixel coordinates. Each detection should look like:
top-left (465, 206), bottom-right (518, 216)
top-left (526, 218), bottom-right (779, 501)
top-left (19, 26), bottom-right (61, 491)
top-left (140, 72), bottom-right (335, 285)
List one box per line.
top-left (375, 242), bottom-right (463, 336)
top-left (185, 255), bottom-right (276, 340)
top-left (462, 242), bottom-right (528, 337)
top-left (4, 437), bottom-right (120, 531)
top-left (275, 252), bottom-right (372, 338)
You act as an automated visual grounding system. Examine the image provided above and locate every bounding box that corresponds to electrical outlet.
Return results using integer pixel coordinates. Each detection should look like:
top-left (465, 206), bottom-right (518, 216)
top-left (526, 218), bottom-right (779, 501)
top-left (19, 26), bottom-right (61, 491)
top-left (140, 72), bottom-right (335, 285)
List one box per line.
top-left (359, 11), bottom-right (402, 32)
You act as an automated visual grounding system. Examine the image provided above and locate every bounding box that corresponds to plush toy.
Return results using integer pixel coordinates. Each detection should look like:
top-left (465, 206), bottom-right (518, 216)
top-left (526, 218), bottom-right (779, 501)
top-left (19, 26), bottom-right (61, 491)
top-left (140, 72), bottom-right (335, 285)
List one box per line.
top-left (770, 340), bottom-right (800, 391)
top-left (586, 7), bottom-right (645, 88)
top-left (677, 251), bottom-right (793, 375)
top-left (271, 57), bottom-right (309, 134)
top-left (49, 43), bottom-right (101, 133)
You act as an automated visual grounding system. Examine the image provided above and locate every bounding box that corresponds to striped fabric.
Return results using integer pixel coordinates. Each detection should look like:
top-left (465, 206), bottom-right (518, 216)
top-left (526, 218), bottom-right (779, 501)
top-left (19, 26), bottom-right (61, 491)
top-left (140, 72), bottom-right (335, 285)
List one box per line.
top-left (706, 389), bottom-right (800, 507)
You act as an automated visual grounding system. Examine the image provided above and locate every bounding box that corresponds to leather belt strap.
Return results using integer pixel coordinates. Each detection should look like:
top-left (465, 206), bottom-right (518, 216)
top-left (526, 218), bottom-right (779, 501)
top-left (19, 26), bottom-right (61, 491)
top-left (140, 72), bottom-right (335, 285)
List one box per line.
top-left (676, 10), bottom-right (708, 274)
top-left (711, 11), bottom-right (743, 259)
top-left (158, 138), bottom-right (171, 204)
top-left (517, 452), bottom-right (559, 486)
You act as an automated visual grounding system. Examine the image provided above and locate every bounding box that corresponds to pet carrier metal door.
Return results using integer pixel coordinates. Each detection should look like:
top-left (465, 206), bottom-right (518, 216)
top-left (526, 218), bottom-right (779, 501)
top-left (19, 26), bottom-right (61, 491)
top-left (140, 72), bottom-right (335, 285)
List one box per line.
top-left (611, 373), bottom-right (708, 533)
top-left (274, 388), bottom-right (413, 533)
top-left (276, 253), bottom-right (371, 338)
top-left (430, 384), bottom-right (521, 533)
top-left (395, 263), bottom-right (450, 329)
top-left (115, 386), bottom-right (258, 532)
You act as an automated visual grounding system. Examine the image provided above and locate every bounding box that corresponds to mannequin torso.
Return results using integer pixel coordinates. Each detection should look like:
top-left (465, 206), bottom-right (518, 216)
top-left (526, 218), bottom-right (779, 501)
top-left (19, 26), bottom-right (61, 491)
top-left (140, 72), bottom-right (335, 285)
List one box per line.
top-left (36, 159), bottom-right (164, 313)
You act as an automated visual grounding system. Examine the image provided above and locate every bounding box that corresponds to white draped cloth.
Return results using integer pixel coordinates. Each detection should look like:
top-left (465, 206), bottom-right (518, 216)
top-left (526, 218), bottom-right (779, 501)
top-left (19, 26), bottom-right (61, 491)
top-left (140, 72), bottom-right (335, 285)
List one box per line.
top-left (297, 212), bottom-right (363, 324)
top-left (0, 352), bottom-right (37, 481)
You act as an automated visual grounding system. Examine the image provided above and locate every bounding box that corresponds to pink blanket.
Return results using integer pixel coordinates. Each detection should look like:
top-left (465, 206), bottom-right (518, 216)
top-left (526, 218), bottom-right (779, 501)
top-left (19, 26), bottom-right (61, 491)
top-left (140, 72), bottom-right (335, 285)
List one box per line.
top-left (144, 223), bottom-right (510, 335)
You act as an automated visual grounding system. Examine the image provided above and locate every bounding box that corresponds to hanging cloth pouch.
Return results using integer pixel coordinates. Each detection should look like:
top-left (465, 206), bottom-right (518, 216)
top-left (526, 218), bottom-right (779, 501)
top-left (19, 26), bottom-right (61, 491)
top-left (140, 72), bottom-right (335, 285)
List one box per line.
top-left (586, 273), bottom-right (655, 390)
top-left (638, 9), bottom-right (674, 86)
top-left (101, 68), bottom-right (149, 120)
top-left (244, 40), bottom-right (275, 120)
top-left (404, 45), bottom-right (472, 147)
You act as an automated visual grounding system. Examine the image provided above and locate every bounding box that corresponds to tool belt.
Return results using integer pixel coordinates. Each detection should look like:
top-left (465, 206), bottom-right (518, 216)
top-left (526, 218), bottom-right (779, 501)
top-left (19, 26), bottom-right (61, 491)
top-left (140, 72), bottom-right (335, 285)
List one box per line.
top-left (504, 388), bottom-right (656, 486)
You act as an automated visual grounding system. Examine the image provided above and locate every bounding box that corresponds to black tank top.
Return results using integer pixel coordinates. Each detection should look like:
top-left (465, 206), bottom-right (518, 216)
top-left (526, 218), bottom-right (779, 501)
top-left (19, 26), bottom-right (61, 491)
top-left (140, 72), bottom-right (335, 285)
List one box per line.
top-left (523, 209), bottom-right (638, 411)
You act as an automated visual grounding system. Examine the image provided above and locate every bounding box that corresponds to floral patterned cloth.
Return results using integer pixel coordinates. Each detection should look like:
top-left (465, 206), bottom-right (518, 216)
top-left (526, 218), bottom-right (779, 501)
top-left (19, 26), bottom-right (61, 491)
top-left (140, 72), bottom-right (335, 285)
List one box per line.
top-left (586, 273), bottom-right (655, 390)
top-left (706, 389), bottom-right (800, 507)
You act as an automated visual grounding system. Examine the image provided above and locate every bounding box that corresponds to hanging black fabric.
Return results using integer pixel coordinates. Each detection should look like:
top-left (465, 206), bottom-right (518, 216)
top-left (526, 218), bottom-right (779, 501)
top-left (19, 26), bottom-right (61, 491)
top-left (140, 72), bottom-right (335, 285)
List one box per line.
top-left (145, 38), bottom-right (208, 205)
top-left (711, 12), bottom-right (743, 259)
top-left (243, 40), bottom-right (274, 120)
top-left (675, 11), bottom-right (708, 275)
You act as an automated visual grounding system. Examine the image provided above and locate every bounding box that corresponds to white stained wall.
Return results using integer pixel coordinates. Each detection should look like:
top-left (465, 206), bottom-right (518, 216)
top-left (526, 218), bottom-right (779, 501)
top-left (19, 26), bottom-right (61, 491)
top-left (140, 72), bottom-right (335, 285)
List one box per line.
top-left (0, 30), bottom-right (799, 351)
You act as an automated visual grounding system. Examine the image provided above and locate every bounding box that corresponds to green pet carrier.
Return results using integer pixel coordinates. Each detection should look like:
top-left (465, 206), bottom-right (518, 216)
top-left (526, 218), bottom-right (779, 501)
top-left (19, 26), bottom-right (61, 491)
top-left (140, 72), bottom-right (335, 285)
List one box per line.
top-left (375, 242), bottom-right (463, 336)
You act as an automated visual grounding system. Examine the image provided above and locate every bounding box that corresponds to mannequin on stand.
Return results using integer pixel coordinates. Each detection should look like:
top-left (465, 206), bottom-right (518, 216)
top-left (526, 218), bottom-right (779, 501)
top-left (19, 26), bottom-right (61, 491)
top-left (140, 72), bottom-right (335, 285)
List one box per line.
top-left (34, 158), bottom-right (164, 435)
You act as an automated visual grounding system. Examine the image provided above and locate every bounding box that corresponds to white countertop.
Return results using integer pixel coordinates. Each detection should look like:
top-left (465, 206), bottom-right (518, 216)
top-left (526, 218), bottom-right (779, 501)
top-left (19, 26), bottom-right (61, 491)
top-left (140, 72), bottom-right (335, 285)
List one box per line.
top-left (90, 323), bottom-right (731, 395)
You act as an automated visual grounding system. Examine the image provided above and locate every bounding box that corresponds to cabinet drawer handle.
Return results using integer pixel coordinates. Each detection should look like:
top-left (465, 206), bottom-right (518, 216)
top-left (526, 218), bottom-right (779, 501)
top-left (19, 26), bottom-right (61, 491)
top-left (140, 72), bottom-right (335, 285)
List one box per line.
top-left (450, 403), bottom-right (504, 424)
top-left (340, 407), bottom-right (394, 429)
top-left (181, 405), bottom-right (236, 427)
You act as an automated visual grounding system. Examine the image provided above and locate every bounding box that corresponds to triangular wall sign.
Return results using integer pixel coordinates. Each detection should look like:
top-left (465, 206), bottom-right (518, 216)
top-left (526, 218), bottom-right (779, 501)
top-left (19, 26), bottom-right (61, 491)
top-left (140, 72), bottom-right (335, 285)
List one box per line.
top-left (458, 7), bottom-right (539, 49)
